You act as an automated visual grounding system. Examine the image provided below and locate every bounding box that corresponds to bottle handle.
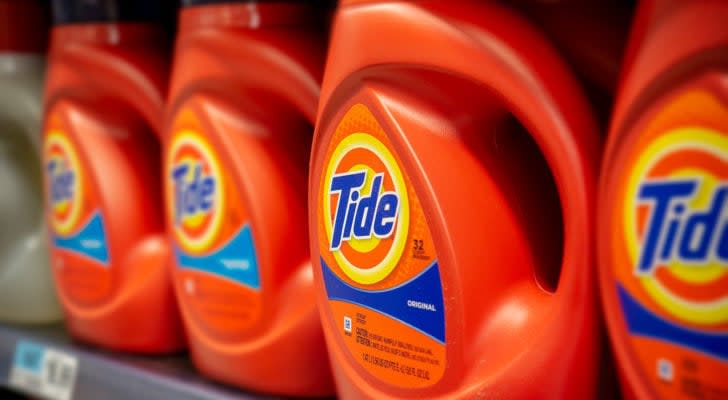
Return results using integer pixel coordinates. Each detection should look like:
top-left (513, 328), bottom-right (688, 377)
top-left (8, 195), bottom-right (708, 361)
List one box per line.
top-left (423, 0), bottom-right (600, 326)
top-left (454, 3), bottom-right (602, 389)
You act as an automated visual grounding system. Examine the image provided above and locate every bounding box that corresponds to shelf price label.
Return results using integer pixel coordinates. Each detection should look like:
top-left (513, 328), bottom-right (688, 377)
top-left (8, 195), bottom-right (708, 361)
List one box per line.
top-left (8, 340), bottom-right (78, 400)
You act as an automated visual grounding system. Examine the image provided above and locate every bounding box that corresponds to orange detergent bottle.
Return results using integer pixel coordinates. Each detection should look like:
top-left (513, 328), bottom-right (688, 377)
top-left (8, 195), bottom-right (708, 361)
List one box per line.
top-left (164, 1), bottom-right (333, 395)
top-left (598, 1), bottom-right (728, 399)
top-left (43, 0), bottom-right (185, 353)
top-left (309, 1), bottom-right (601, 398)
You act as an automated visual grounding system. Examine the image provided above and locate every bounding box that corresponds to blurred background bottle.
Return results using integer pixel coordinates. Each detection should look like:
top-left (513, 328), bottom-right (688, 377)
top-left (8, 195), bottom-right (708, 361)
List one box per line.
top-left (0, 0), bottom-right (63, 324)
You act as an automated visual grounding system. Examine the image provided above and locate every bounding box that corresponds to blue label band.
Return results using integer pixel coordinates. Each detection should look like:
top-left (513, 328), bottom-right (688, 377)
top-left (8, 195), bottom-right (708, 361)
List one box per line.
top-left (174, 224), bottom-right (260, 290)
top-left (322, 257), bottom-right (446, 343)
top-left (53, 211), bottom-right (110, 265)
top-left (617, 284), bottom-right (728, 361)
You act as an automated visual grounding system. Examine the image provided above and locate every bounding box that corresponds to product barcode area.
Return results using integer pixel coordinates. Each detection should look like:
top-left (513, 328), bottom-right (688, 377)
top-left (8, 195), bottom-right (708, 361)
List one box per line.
top-left (46, 356), bottom-right (76, 388)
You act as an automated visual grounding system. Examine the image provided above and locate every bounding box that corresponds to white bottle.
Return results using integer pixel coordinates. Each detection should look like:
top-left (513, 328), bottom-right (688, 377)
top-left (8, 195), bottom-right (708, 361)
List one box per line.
top-left (0, 0), bottom-right (62, 323)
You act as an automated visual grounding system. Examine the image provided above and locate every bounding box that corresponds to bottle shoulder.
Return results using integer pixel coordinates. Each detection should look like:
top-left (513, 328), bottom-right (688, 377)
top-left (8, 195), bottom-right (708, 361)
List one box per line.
top-left (45, 46), bottom-right (168, 131)
top-left (169, 29), bottom-right (324, 121)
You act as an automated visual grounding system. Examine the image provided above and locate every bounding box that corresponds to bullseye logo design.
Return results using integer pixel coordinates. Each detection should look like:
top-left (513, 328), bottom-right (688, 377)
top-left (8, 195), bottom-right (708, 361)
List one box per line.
top-left (168, 132), bottom-right (224, 254)
top-left (624, 129), bottom-right (728, 328)
top-left (45, 132), bottom-right (83, 236)
top-left (609, 90), bottom-right (728, 398)
top-left (324, 132), bottom-right (410, 285)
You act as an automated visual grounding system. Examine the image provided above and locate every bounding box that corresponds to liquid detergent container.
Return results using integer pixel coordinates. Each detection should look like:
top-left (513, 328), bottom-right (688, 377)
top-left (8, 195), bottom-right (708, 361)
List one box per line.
top-left (43, 0), bottom-right (184, 353)
top-left (599, 1), bottom-right (728, 399)
top-left (309, 1), bottom-right (601, 398)
top-left (164, 0), bottom-right (333, 395)
top-left (0, 0), bottom-right (62, 324)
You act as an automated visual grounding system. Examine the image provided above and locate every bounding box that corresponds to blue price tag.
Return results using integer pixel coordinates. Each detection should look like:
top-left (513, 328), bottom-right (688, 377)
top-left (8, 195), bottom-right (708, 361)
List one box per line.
top-left (12, 340), bottom-right (45, 374)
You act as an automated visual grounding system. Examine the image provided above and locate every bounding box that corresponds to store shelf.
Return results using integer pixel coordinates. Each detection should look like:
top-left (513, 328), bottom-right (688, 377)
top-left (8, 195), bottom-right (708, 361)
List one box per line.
top-left (0, 323), bottom-right (272, 400)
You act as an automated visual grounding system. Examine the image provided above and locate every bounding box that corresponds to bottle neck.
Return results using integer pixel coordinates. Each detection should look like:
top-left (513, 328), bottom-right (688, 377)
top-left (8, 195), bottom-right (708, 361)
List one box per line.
top-left (50, 23), bottom-right (165, 50)
top-left (179, 2), bottom-right (320, 32)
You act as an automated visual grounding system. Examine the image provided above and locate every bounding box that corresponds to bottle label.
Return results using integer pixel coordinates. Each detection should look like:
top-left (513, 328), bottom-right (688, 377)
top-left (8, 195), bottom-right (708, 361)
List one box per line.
top-left (614, 90), bottom-right (728, 399)
top-left (44, 111), bottom-right (111, 303)
top-left (317, 103), bottom-right (446, 388)
top-left (166, 106), bottom-right (262, 336)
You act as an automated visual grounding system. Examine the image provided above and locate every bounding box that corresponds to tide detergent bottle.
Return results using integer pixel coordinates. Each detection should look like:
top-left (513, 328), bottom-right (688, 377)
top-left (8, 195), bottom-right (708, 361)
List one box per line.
top-left (309, 1), bottom-right (601, 398)
top-left (43, 0), bottom-right (185, 353)
top-left (0, 0), bottom-right (62, 324)
top-left (598, 1), bottom-right (728, 399)
top-left (164, 0), bottom-right (333, 395)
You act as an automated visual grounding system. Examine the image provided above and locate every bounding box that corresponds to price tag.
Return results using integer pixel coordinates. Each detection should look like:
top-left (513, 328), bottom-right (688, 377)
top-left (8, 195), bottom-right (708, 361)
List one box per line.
top-left (8, 340), bottom-right (78, 400)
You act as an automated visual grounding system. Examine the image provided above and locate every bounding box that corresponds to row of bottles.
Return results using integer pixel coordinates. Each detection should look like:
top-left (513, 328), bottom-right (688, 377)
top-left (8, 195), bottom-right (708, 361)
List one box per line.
top-left (0, 0), bottom-right (724, 398)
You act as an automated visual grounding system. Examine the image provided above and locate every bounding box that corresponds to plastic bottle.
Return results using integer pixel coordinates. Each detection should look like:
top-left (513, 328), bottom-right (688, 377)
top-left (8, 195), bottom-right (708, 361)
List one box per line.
top-left (598, 1), bottom-right (728, 398)
top-left (43, 0), bottom-right (185, 353)
top-left (0, 0), bottom-right (62, 324)
top-left (164, 0), bottom-right (333, 395)
top-left (309, 1), bottom-right (601, 398)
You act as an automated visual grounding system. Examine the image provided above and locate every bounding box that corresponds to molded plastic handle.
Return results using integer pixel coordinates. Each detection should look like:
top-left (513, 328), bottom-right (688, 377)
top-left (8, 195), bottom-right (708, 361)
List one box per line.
top-left (47, 24), bottom-right (168, 135)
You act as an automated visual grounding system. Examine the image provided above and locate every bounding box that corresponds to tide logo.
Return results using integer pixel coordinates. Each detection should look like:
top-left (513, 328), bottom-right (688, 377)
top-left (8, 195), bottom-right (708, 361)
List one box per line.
top-left (168, 131), bottom-right (224, 253)
top-left (323, 133), bottom-right (410, 285)
top-left (44, 132), bottom-right (83, 236)
top-left (625, 128), bottom-right (728, 326)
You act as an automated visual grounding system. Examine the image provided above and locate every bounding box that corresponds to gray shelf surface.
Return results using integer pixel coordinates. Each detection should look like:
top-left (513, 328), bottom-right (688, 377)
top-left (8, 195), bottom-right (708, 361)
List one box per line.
top-left (0, 323), bottom-right (275, 400)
